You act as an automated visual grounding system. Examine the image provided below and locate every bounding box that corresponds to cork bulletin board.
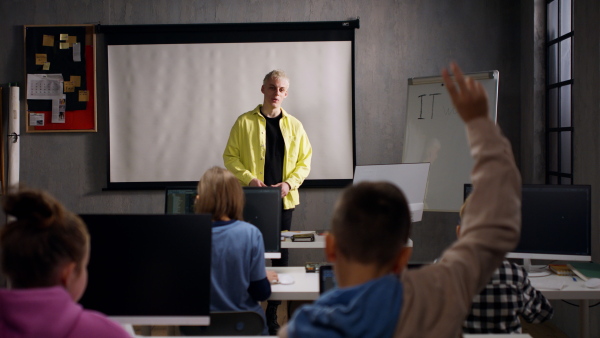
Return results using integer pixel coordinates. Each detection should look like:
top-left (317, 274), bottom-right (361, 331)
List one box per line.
top-left (24, 25), bottom-right (96, 132)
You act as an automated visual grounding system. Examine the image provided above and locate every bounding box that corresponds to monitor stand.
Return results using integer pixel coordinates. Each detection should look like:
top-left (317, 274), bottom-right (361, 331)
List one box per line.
top-left (522, 258), bottom-right (551, 277)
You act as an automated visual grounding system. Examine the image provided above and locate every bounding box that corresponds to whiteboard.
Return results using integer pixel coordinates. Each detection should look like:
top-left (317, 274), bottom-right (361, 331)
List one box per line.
top-left (402, 71), bottom-right (498, 212)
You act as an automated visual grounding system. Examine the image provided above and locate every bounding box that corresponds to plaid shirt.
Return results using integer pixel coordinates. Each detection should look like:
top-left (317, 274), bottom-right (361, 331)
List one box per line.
top-left (463, 260), bottom-right (554, 333)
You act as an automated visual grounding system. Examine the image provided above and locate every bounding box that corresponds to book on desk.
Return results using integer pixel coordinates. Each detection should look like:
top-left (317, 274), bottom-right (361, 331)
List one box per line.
top-left (281, 231), bottom-right (316, 242)
top-left (292, 233), bottom-right (315, 242)
top-left (568, 262), bottom-right (600, 281)
top-left (549, 264), bottom-right (573, 276)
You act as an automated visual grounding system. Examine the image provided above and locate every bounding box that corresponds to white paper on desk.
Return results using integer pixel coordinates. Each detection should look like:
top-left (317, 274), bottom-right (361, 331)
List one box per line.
top-left (354, 163), bottom-right (430, 222)
top-left (27, 74), bottom-right (64, 100)
top-left (530, 279), bottom-right (565, 290)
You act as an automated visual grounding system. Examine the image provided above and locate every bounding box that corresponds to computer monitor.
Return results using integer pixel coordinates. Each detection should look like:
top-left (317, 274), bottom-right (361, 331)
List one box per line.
top-left (165, 186), bottom-right (282, 259)
top-left (319, 264), bottom-right (336, 294)
top-left (165, 187), bottom-right (197, 214)
top-left (242, 187), bottom-right (282, 259)
top-left (463, 184), bottom-right (592, 269)
top-left (78, 214), bottom-right (212, 325)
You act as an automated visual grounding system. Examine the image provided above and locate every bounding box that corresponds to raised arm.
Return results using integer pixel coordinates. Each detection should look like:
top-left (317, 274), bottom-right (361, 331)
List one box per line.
top-left (396, 63), bottom-right (522, 337)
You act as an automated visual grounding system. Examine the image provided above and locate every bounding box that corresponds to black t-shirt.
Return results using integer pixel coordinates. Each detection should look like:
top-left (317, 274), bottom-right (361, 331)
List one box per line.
top-left (262, 112), bottom-right (285, 186)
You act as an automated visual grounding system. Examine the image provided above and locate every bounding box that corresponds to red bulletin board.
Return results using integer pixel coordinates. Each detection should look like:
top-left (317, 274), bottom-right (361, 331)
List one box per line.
top-left (24, 25), bottom-right (97, 132)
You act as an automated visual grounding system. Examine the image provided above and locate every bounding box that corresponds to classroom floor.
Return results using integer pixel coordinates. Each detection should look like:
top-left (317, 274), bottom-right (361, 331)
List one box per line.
top-left (522, 321), bottom-right (570, 338)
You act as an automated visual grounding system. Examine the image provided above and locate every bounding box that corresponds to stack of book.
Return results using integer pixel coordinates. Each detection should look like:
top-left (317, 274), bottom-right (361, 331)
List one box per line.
top-left (548, 264), bottom-right (573, 276)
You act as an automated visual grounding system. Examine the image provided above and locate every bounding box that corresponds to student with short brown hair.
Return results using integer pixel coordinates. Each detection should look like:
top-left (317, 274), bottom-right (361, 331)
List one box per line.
top-left (0, 188), bottom-right (130, 338)
top-left (279, 63), bottom-right (522, 337)
top-left (331, 181), bottom-right (411, 271)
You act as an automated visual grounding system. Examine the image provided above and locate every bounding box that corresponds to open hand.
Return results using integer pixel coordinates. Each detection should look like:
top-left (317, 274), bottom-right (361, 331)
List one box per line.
top-left (441, 62), bottom-right (489, 123)
top-left (266, 270), bottom-right (278, 283)
top-left (271, 182), bottom-right (290, 198)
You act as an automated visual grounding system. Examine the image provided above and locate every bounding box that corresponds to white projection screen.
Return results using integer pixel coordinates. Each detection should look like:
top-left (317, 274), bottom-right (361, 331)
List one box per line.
top-left (100, 21), bottom-right (358, 189)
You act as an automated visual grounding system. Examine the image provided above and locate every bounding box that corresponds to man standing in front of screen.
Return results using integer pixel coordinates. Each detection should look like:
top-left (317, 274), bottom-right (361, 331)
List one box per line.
top-left (223, 70), bottom-right (312, 335)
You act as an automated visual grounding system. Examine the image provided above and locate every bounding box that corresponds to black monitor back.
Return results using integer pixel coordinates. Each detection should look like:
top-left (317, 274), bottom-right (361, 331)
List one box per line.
top-left (242, 187), bottom-right (281, 253)
top-left (79, 214), bottom-right (211, 320)
top-left (164, 186), bottom-right (281, 253)
top-left (463, 184), bottom-right (591, 258)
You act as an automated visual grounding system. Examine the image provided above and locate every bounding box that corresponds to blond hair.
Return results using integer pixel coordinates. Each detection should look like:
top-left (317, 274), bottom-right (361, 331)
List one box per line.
top-left (263, 69), bottom-right (289, 86)
top-left (195, 167), bottom-right (245, 221)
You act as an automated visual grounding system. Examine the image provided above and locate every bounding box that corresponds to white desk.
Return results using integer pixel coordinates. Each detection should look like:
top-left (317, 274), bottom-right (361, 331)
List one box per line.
top-left (142, 334), bottom-right (526, 337)
top-left (142, 336), bottom-right (527, 338)
top-left (532, 273), bottom-right (600, 298)
top-left (267, 267), bottom-right (597, 338)
top-left (530, 273), bottom-right (600, 338)
top-left (464, 335), bottom-right (531, 338)
top-left (267, 266), bottom-right (319, 301)
top-left (280, 234), bottom-right (413, 249)
top-left (264, 252), bottom-right (281, 259)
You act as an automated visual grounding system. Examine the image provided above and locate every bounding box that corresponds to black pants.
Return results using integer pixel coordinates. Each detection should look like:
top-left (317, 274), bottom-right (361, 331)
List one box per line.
top-left (272, 208), bottom-right (293, 267)
top-left (268, 208), bottom-right (294, 306)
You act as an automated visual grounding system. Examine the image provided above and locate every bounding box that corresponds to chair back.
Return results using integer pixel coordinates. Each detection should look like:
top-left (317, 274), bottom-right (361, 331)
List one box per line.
top-left (180, 311), bottom-right (264, 336)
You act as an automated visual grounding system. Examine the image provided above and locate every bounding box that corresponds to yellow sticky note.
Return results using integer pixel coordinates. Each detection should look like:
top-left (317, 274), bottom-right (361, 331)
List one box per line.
top-left (70, 75), bottom-right (81, 87)
top-left (42, 35), bottom-right (54, 47)
top-left (67, 36), bottom-right (77, 44)
top-left (64, 81), bottom-right (75, 93)
top-left (60, 42), bottom-right (70, 49)
top-left (79, 90), bottom-right (89, 102)
top-left (35, 53), bottom-right (47, 65)
top-left (43, 62), bottom-right (51, 71)
top-left (60, 34), bottom-right (68, 41)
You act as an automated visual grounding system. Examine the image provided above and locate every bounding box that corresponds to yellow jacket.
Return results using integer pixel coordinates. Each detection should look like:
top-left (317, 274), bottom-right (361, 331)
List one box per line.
top-left (223, 105), bottom-right (312, 209)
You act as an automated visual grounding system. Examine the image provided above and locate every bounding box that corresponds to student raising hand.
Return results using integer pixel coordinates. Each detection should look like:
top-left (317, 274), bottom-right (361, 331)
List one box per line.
top-left (442, 62), bottom-right (489, 123)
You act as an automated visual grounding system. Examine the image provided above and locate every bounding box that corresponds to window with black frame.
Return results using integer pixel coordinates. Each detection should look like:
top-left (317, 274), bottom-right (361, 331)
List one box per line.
top-left (546, 0), bottom-right (573, 184)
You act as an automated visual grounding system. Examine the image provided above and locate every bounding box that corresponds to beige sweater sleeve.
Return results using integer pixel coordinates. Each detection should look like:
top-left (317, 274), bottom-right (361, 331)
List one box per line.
top-left (394, 117), bottom-right (521, 338)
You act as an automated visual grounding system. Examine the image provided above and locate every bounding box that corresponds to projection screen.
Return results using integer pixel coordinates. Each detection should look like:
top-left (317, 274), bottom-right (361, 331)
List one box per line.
top-left (99, 21), bottom-right (358, 189)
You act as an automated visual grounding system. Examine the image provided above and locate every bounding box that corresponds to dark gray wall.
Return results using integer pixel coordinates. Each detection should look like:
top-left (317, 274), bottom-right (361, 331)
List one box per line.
top-left (0, 0), bottom-right (519, 294)
top-left (16, 0), bottom-right (600, 336)
top-left (0, 0), bottom-right (522, 261)
top-left (520, 0), bottom-right (546, 185)
top-left (567, 1), bottom-right (600, 337)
